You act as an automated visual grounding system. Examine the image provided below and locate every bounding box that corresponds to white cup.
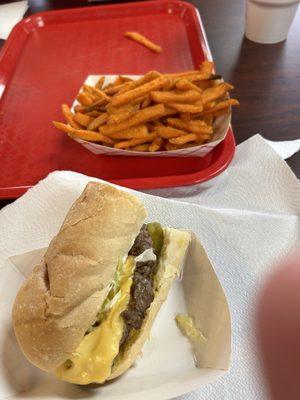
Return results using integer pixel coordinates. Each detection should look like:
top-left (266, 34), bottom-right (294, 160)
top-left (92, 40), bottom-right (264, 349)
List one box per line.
top-left (245, 0), bottom-right (300, 44)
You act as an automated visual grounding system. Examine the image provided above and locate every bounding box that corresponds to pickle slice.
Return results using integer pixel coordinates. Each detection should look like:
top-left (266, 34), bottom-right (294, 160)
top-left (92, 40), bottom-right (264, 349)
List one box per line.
top-left (147, 222), bottom-right (164, 256)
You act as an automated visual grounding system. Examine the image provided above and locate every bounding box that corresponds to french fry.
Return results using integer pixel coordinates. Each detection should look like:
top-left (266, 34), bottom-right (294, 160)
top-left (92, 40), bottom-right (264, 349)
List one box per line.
top-left (113, 76), bottom-right (124, 86)
top-left (73, 112), bottom-right (91, 127)
top-left (82, 98), bottom-right (107, 112)
top-left (131, 144), bottom-right (150, 152)
top-left (100, 104), bottom-right (165, 135)
top-left (87, 113), bottom-right (108, 131)
top-left (109, 125), bottom-right (148, 140)
top-left (162, 106), bottom-right (179, 117)
top-left (202, 83), bottom-right (234, 104)
top-left (53, 121), bottom-right (74, 134)
top-left (107, 107), bottom-right (137, 125)
top-left (200, 108), bottom-right (230, 119)
top-left (203, 115), bottom-right (214, 126)
top-left (125, 31), bottom-right (162, 53)
top-left (167, 118), bottom-right (212, 135)
top-left (167, 118), bottom-right (187, 130)
top-left (165, 142), bottom-right (179, 151)
top-left (70, 129), bottom-right (114, 144)
top-left (83, 84), bottom-right (111, 102)
top-left (156, 126), bottom-right (187, 139)
top-left (150, 90), bottom-right (202, 104)
top-left (95, 76), bottom-right (105, 89)
top-left (74, 104), bottom-right (88, 113)
top-left (166, 102), bottom-right (203, 113)
top-left (118, 71), bottom-right (161, 94)
top-left (86, 110), bottom-right (101, 117)
top-left (119, 76), bottom-right (133, 83)
top-left (77, 92), bottom-right (93, 106)
top-left (175, 79), bottom-right (203, 93)
top-left (151, 119), bottom-right (163, 127)
top-left (188, 121), bottom-right (213, 135)
top-left (180, 112), bottom-right (190, 122)
top-left (194, 80), bottom-right (211, 90)
top-left (169, 133), bottom-right (198, 145)
top-left (142, 96), bottom-right (151, 108)
top-left (200, 98), bottom-right (239, 116)
top-left (53, 121), bottom-right (113, 144)
top-left (149, 137), bottom-right (163, 152)
top-left (112, 76), bottom-right (168, 106)
top-left (61, 104), bottom-right (81, 128)
top-left (128, 95), bottom-right (148, 107)
top-left (114, 133), bottom-right (157, 149)
top-left (105, 82), bottom-right (130, 95)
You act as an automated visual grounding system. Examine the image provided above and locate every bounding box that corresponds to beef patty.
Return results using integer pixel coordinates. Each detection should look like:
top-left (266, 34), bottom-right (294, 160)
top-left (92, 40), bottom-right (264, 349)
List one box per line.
top-left (121, 225), bottom-right (156, 346)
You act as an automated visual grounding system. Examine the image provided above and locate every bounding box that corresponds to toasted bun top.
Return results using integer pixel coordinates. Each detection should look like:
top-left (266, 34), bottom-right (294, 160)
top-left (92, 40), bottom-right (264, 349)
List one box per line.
top-left (12, 182), bottom-right (146, 371)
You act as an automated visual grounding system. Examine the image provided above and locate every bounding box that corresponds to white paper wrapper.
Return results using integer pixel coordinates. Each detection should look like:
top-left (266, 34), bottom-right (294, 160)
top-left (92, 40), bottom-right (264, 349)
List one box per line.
top-left (71, 75), bottom-right (231, 157)
top-left (4, 231), bottom-right (231, 400)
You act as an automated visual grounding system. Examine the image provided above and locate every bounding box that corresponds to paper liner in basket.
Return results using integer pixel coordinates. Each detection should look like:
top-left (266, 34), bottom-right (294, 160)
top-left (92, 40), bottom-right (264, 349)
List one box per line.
top-left (70, 75), bottom-right (231, 158)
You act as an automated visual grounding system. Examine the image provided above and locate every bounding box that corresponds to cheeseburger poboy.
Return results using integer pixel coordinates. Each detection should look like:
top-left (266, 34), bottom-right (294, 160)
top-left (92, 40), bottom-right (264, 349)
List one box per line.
top-left (12, 182), bottom-right (190, 385)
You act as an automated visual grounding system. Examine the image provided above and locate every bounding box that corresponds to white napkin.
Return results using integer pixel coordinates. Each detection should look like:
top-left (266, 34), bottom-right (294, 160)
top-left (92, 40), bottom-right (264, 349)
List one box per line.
top-left (0, 134), bottom-right (299, 400)
top-left (0, 1), bottom-right (28, 40)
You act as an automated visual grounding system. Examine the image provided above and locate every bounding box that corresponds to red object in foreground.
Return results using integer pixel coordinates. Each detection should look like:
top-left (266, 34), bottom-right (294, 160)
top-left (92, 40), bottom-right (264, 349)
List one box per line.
top-left (0, 0), bottom-right (235, 198)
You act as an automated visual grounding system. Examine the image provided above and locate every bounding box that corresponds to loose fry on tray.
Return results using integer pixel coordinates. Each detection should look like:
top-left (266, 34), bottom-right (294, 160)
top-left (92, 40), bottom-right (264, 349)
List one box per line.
top-left (95, 76), bottom-right (105, 89)
top-left (87, 113), bottom-right (108, 131)
top-left (150, 90), bottom-right (202, 104)
top-left (114, 133), bottom-right (157, 149)
top-left (100, 104), bottom-right (165, 135)
top-left (149, 137), bottom-right (163, 152)
top-left (156, 126), bottom-right (187, 139)
top-left (131, 144), bottom-right (150, 152)
top-left (169, 133), bottom-right (198, 145)
top-left (166, 102), bottom-right (203, 113)
top-left (73, 112), bottom-right (91, 127)
top-left (125, 31), bottom-right (162, 53)
top-left (109, 125), bottom-right (148, 140)
top-left (112, 76), bottom-right (168, 106)
top-left (61, 104), bottom-right (81, 128)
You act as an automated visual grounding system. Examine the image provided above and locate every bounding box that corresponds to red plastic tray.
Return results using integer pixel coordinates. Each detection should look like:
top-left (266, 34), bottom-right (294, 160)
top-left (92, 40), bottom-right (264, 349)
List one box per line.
top-left (0, 0), bottom-right (235, 198)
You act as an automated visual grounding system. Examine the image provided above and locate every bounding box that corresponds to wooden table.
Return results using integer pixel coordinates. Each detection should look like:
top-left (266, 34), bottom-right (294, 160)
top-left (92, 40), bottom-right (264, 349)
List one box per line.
top-left (0, 0), bottom-right (299, 207)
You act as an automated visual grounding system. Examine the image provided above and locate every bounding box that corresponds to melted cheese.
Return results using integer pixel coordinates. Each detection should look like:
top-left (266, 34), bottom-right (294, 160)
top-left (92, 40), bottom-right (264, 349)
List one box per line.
top-left (56, 256), bottom-right (135, 385)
